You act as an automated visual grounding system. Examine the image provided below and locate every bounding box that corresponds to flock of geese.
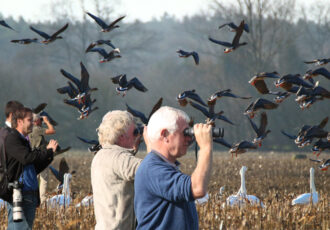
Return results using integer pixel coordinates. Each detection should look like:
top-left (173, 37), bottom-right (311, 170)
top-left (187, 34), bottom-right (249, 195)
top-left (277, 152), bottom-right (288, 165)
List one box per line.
top-left (0, 14), bottom-right (329, 209)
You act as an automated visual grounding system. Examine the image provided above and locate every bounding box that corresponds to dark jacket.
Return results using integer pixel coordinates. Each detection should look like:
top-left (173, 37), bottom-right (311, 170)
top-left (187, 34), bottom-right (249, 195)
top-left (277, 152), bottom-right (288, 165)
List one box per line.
top-left (4, 128), bottom-right (54, 202)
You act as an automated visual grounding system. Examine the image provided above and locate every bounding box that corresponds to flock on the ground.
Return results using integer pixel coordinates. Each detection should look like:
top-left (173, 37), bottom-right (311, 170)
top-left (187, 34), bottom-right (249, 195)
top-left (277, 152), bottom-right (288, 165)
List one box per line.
top-left (0, 13), bottom-right (329, 209)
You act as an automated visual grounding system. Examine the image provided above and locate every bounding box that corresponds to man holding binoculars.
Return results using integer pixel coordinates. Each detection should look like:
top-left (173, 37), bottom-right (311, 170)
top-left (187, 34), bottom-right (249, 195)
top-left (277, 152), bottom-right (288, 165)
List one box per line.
top-left (134, 106), bottom-right (213, 230)
top-left (4, 107), bottom-right (58, 229)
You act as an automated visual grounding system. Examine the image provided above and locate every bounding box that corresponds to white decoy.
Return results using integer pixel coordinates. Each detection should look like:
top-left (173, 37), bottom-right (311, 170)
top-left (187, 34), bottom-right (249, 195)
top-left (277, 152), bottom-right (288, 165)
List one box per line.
top-left (226, 166), bottom-right (264, 208)
top-left (292, 167), bottom-right (318, 205)
top-left (75, 194), bottom-right (94, 208)
top-left (195, 193), bottom-right (209, 204)
top-left (47, 173), bottom-right (72, 208)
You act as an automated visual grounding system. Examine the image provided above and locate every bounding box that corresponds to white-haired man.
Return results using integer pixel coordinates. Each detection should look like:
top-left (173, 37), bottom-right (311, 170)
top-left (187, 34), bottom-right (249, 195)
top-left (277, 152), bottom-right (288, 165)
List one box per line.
top-left (134, 106), bottom-right (213, 230)
top-left (91, 110), bottom-right (143, 230)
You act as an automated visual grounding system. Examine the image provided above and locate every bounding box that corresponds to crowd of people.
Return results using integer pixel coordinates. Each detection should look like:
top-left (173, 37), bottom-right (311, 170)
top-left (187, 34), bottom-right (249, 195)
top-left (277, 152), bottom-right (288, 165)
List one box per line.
top-left (1, 100), bottom-right (213, 230)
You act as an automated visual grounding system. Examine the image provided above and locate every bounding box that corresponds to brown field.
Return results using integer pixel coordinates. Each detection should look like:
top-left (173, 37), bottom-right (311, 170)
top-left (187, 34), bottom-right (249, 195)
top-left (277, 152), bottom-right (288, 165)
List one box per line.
top-left (1, 150), bottom-right (329, 230)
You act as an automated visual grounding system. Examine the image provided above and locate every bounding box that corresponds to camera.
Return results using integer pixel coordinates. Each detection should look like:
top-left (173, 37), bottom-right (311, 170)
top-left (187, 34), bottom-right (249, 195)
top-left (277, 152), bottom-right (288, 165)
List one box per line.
top-left (183, 127), bottom-right (224, 138)
top-left (8, 181), bottom-right (23, 222)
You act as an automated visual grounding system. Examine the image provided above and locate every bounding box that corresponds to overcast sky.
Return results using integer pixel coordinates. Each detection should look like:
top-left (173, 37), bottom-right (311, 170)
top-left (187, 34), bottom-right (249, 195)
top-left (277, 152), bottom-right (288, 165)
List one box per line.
top-left (0, 0), bottom-right (329, 23)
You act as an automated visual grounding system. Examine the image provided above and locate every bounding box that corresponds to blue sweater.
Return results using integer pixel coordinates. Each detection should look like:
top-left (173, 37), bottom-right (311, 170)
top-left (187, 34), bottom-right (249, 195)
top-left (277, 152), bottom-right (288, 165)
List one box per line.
top-left (134, 151), bottom-right (198, 230)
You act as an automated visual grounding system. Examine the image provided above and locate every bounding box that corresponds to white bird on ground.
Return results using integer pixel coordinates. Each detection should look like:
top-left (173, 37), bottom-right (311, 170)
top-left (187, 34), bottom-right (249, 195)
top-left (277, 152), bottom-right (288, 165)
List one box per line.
top-left (195, 193), bottom-right (209, 204)
top-left (47, 173), bottom-right (72, 208)
top-left (292, 167), bottom-right (318, 205)
top-left (226, 166), bottom-right (264, 208)
top-left (75, 194), bottom-right (94, 208)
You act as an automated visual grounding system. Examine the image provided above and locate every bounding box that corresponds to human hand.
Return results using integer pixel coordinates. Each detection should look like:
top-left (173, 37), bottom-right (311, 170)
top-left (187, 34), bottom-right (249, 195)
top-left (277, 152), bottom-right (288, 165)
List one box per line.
top-left (193, 123), bottom-right (212, 151)
top-left (47, 139), bottom-right (58, 152)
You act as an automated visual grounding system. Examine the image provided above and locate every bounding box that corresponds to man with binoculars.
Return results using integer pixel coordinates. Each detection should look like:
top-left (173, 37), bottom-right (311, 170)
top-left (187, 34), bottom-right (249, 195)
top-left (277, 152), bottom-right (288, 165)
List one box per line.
top-left (134, 106), bottom-right (213, 230)
top-left (4, 107), bottom-right (58, 229)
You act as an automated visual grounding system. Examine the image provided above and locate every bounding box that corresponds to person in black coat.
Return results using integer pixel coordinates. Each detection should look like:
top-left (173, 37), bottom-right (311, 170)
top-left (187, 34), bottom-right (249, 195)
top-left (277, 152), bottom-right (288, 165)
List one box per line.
top-left (4, 107), bottom-right (58, 230)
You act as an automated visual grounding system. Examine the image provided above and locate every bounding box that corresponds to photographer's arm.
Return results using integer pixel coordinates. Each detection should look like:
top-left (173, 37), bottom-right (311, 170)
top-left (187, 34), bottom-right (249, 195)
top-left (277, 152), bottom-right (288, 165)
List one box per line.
top-left (42, 116), bottom-right (55, 135)
top-left (190, 123), bottom-right (213, 199)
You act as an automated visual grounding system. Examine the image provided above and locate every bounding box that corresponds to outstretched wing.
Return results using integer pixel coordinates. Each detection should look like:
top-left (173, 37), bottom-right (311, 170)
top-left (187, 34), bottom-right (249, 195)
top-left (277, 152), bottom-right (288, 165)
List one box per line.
top-left (148, 98), bottom-right (163, 122)
top-left (87, 47), bottom-right (109, 58)
top-left (76, 136), bottom-right (99, 145)
top-left (126, 103), bottom-right (148, 124)
top-left (208, 37), bottom-right (232, 47)
top-left (86, 12), bottom-right (108, 29)
top-left (50, 23), bottom-right (69, 38)
top-left (32, 103), bottom-right (47, 114)
top-left (80, 62), bottom-right (90, 92)
top-left (60, 69), bottom-right (82, 91)
top-left (29, 26), bottom-right (50, 39)
top-left (129, 77), bottom-right (148, 92)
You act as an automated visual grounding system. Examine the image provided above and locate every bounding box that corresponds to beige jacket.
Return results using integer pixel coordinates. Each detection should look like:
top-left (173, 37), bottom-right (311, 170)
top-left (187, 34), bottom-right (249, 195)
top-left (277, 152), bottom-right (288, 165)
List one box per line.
top-left (91, 144), bottom-right (142, 230)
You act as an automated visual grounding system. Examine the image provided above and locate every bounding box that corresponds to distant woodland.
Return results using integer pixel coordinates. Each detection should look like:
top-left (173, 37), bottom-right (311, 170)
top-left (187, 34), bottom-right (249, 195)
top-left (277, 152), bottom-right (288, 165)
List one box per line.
top-left (0, 0), bottom-right (329, 151)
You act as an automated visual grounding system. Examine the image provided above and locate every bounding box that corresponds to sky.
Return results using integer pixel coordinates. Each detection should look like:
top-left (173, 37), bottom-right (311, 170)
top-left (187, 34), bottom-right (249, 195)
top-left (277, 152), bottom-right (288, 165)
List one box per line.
top-left (0, 0), bottom-right (329, 23)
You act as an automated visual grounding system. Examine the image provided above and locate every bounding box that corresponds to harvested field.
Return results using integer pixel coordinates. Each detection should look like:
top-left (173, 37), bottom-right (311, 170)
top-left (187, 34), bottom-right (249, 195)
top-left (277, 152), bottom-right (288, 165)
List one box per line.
top-left (0, 150), bottom-right (329, 229)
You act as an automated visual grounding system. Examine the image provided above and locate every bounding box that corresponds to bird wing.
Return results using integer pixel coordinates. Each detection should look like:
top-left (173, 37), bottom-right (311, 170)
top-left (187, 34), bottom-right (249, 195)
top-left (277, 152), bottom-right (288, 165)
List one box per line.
top-left (80, 62), bottom-right (90, 92)
top-left (304, 60), bottom-right (318, 64)
top-left (213, 138), bottom-right (232, 148)
top-left (103, 40), bottom-right (116, 49)
top-left (239, 141), bottom-right (257, 149)
top-left (32, 103), bottom-right (47, 114)
top-left (85, 42), bottom-right (96, 52)
top-left (185, 91), bottom-right (207, 106)
top-left (63, 99), bottom-right (83, 110)
top-left (253, 79), bottom-right (270, 94)
top-left (246, 114), bottom-right (259, 135)
top-left (111, 74), bottom-right (124, 84)
top-left (314, 67), bottom-right (330, 80)
top-left (60, 69), bottom-right (82, 91)
top-left (86, 12), bottom-right (108, 29)
top-left (280, 130), bottom-right (297, 139)
top-left (108, 16), bottom-right (125, 28)
top-left (189, 101), bottom-right (210, 118)
top-left (0, 20), bottom-right (15, 31)
top-left (208, 37), bottom-right (232, 47)
top-left (50, 23), bottom-right (69, 38)
top-left (29, 26), bottom-right (50, 39)
top-left (76, 136), bottom-right (99, 145)
top-left (192, 52), bottom-right (199, 65)
top-left (232, 20), bottom-right (245, 46)
top-left (176, 49), bottom-right (190, 56)
top-left (309, 158), bottom-right (322, 163)
top-left (126, 103), bottom-right (148, 124)
top-left (147, 98), bottom-right (163, 122)
top-left (255, 98), bottom-right (278, 110)
top-left (215, 114), bottom-right (235, 125)
top-left (39, 111), bottom-right (58, 126)
top-left (129, 77), bottom-right (148, 92)
top-left (49, 166), bottom-right (61, 183)
top-left (58, 157), bottom-right (70, 183)
top-left (318, 117), bottom-right (328, 129)
top-left (87, 47), bottom-right (108, 58)
top-left (259, 112), bottom-right (268, 135)
top-left (218, 22), bottom-right (236, 30)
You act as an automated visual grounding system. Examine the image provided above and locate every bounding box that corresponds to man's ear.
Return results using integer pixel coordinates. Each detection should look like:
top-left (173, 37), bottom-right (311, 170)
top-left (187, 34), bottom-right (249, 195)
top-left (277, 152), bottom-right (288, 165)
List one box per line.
top-left (160, 129), bottom-right (169, 139)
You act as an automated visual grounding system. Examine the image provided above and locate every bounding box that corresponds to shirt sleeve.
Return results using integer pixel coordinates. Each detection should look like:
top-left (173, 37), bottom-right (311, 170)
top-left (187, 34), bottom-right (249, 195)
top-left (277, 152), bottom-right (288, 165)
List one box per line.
top-left (113, 151), bottom-right (142, 181)
top-left (145, 160), bottom-right (194, 202)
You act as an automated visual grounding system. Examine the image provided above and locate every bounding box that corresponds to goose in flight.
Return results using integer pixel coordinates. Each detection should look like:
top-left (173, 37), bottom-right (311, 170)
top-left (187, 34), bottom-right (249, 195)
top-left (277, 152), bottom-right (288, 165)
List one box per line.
top-left (177, 89), bottom-right (207, 107)
top-left (209, 20), bottom-right (247, 53)
top-left (275, 74), bottom-right (313, 91)
top-left (86, 12), bottom-right (125, 32)
top-left (246, 112), bottom-right (271, 147)
top-left (76, 136), bottom-right (101, 155)
top-left (292, 168), bottom-right (318, 205)
top-left (176, 49), bottom-right (199, 65)
top-left (309, 158), bottom-right (330, 171)
top-left (60, 62), bottom-right (98, 104)
top-left (303, 67), bottom-right (330, 80)
top-left (226, 166), bottom-right (264, 207)
top-left (312, 139), bottom-right (330, 157)
top-left (248, 71), bottom-right (280, 95)
top-left (111, 74), bottom-right (148, 96)
top-left (304, 58), bottom-right (330, 66)
top-left (0, 20), bottom-right (15, 31)
top-left (218, 21), bottom-right (249, 33)
top-left (244, 98), bottom-right (278, 119)
top-left (11, 38), bottom-right (38, 44)
top-left (30, 23), bottom-right (69, 44)
top-left (85, 39), bottom-right (116, 53)
top-left (87, 47), bottom-right (121, 63)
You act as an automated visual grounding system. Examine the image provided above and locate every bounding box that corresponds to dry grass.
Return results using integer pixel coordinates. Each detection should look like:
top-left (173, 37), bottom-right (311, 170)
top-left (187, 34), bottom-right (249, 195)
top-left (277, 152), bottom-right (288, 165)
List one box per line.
top-left (0, 150), bottom-right (329, 229)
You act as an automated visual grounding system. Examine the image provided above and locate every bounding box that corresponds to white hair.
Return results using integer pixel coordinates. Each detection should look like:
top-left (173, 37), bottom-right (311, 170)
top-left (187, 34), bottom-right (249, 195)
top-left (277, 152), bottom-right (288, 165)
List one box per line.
top-left (147, 106), bottom-right (190, 143)
top-left (97, 110), bottom-right (134, 146)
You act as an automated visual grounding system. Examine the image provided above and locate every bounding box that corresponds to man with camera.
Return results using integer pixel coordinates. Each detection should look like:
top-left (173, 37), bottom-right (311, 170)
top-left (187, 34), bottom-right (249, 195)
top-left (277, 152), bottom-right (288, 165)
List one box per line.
top-left (91, 110), bottom-right (143, 230)
top-left (28, 113), bottom-right (56, 204)
top-left (134, 106), bottom-right (213, 230)
top-left (4, 107), bottom-right (58, 229)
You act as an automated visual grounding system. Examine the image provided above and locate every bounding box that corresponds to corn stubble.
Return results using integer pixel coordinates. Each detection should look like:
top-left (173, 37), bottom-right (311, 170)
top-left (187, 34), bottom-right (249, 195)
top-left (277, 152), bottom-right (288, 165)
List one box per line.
top-left (0, 152), bottom-right (328, 229)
